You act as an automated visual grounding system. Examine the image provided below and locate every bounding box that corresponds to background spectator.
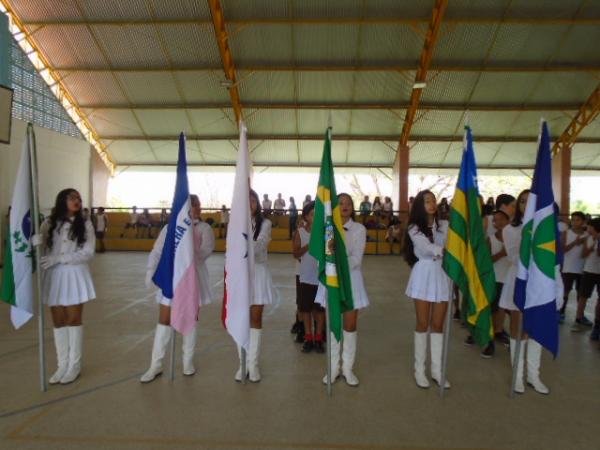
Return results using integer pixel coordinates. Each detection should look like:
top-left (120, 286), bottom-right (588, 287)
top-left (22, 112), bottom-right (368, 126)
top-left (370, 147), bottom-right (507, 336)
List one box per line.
top-left (262, 194), bottom-right (273, 215)
top-left (220, 205), bottom-right (229, 238)
top-left (359, 195), bottom-right (372, 225)
top-left (274, 193), bottom-right (286, 216)
top-left (94, 206), bottom-right (108, 253)
top-left (120, 206), bottom-right (139, 238)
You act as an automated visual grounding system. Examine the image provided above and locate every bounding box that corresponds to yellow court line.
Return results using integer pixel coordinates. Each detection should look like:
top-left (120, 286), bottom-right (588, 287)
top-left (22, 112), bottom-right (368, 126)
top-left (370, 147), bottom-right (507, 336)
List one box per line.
top-left (5, 406), bottom-right (55, 439)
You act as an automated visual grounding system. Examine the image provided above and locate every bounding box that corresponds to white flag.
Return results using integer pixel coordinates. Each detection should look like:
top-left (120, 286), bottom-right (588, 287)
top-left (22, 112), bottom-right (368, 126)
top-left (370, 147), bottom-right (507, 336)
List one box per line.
top-left (222, 123), bottom-right (253, 350)
top-left (1, 141), bottom-right (34, 328)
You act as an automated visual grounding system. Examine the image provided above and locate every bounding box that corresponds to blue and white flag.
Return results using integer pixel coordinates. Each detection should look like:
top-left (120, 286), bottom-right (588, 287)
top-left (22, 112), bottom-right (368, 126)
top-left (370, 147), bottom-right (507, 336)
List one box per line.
top-left (514, 121), bottom-right (561, 357)
top-left (152, 133), bottom-right (199, 335)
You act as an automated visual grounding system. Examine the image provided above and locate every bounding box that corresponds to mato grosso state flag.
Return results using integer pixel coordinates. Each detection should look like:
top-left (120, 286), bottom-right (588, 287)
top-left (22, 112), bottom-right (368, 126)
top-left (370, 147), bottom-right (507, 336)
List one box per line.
top-left (152, 133), bottom-right (200, 336)
top-left (308, 128), bottom-right (353, 342)
top-left (1, 140), bottom-right (34, 329)
top-left (515, 121), bottom-right (561, 357)
top-left (443, 126), bottom-right (496, 347)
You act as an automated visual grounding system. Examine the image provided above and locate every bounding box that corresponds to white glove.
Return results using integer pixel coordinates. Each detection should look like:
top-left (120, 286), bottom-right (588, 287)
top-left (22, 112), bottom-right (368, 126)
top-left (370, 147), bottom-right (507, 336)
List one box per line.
top-left (145, 270), bottom-right (155, 289)
top-left (31, 233), bottom-right (43, 247)
top-left (40, 255), bottom-right (60, 270)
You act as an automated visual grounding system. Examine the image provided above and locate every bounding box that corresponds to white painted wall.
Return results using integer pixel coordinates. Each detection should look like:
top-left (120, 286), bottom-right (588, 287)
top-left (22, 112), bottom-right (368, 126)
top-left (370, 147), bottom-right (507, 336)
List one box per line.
top-left (0, 119), bottom-right (90, 255)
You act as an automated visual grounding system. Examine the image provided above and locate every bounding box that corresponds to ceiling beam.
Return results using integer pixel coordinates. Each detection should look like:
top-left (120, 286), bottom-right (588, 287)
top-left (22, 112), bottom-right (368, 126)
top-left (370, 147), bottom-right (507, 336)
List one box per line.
top-left (98, 134), bottom-right (600, 143)
top-left (80, 102), bottom-right (583, 111)
top-left (553, 83), bottom-right (600, 154)
top-left (22, 17), bottom-right (600, 26)
top-left (207, 0), bottom-right (242, 124)
top-left (53, 64), bottom-right (600, 73)
top-left (114, 161), bottom-right (600, 171)
top-left (399, 0), bottom-right (448, 147)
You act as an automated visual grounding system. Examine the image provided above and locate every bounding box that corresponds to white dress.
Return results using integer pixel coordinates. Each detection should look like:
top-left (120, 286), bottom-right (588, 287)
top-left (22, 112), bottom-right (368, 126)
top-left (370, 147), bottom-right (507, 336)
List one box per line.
top-left (490, 232), bottom-right (510, 285)
top-left (499, 224), bottom-right (522, 311)
top-left (147, 220), bottom-right (215, 306)
top-left (316, 219), bottom-right (370, 310)
top-left (405, 220), bottom-right (452, 302)
top-left (252, 218), bottom-right (274, 305)
top-left (41, 219), bottom-right (96, 306)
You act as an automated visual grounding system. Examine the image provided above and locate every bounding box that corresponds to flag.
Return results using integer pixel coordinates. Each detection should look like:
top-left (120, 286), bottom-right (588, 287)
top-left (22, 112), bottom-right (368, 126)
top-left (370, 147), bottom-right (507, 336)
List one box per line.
top-left (308, 128), bottom-right (354, 342)
top-left (222, 123), bottom-right (253, 350)
top-left (443, 126), bottom-right (496, 347)
top-left (515, 121), bottom-right (560, 357)
top-left (152, 133), bottom-right (199, 335)
top-left (1, 140), bottom-right (34, 329)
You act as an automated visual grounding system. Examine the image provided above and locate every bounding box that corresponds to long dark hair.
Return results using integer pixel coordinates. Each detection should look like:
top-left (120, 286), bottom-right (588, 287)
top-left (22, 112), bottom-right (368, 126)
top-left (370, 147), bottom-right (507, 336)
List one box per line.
top-left (337, 193), bottom-right (356, 221)
top-left (46, 188), bottom-right (86, 249)
top-left (403, 190), bottom-right (439, 267)
top-left (249, 189), bottom-right (264, 240)
top-left (512, 189), bottom-right (531, 227)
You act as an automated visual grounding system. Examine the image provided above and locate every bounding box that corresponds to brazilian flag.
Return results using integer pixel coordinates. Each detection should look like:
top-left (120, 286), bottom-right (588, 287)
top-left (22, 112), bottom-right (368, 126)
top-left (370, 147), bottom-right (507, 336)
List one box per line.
top-left (443, 127), bottom-right (496, 347)
top-left (309, 128), bottom-right (354, 342)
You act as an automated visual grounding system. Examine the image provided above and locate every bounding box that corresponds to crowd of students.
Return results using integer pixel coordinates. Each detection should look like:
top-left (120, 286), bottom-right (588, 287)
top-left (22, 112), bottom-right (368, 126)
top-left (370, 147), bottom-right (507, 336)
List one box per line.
top-left (32, 187), bottom-right (598, 394)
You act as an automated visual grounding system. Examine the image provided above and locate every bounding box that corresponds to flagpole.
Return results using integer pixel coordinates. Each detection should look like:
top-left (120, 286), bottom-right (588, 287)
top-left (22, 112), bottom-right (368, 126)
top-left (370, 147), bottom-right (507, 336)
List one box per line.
top-left (510, 317), bottom-right (524, 398)
top-left (325, 295), bottom-right (332, 396)
top-left (27, 123), bottom-right (47, 392)
top-left (439, 296), bottom-right (453, 397)
top-left (169, 328), bottom-right (176, 381)
top-left (325, 118), bottom-right (333, 397)
top-left (241, 347), bottom-right (247, 385)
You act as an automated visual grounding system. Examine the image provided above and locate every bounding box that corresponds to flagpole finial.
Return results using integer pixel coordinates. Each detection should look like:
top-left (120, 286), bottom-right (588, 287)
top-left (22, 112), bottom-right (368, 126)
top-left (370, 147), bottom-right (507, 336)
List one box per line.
top-left (327, 111), bottom-right (333, 130)
top-left (464, 110), bottom-right (471, 129)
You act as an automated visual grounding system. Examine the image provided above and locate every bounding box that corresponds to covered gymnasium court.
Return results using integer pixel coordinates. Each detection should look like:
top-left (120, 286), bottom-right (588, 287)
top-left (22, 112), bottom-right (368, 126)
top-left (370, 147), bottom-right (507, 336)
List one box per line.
top-left (0, 1), bottom-right (599, 450)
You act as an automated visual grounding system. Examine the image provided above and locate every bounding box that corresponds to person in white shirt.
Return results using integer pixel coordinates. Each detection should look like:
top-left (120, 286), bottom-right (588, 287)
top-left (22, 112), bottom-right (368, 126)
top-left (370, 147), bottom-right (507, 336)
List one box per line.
top-left (292, 201), bottom-right (325, 353)
top-left (273, 193), bottom-right (286, 216)
top-left (316, 193), bottom-right (369, 387)
top-left (488, 210), bottom-right (511, 349)
top-left (404, 190), bottom-right (451, 389)
top-left (560, 211), bottom-right (588, 323)
top-left (140, 195), bottom-right (215, 383)
top-left (234, 190), bottom-right (274, 383)
top-left (219, 205), bottom-right (229, 239)
top-left (262, 194), bottom-right (272, 215)
top-left (572, 218), bottom-right (600, 332)
top-left (38, 188), bottom-right (96, 385)
top-left (94, 207), bottom-right (108, 253)
top-left (120, 206), bottom-right (139, 238)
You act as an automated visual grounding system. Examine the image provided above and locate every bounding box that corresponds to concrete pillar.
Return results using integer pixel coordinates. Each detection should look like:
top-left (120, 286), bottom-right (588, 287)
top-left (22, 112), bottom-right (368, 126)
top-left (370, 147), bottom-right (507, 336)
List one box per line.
top-left (552, 145), bottom-right (571, 217)
top-left (91, 147), bottom-right (110, 207)
top-left (393, 144), bottom-right (410, 221)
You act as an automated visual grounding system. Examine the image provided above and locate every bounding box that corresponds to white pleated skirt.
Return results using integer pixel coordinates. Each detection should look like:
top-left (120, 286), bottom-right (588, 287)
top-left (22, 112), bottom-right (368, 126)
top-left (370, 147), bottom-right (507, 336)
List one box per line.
top-left (155, 262), bottom-right (214, 307)
top-left (253, 262), bottom-right (274, 305)
top-left (42, 264), bottom-right (96, 306)
top-left (315, 269), bottom-right (370, 311)
top-left (499, 264), bottom-right (519, 311)
top-left (405, 259), bottom-right (452, 303)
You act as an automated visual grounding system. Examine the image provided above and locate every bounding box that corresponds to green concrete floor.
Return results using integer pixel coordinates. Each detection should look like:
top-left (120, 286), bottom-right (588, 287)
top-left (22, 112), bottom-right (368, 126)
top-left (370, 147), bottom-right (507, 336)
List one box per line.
top-left (0, 252), bottom-right (598, 450)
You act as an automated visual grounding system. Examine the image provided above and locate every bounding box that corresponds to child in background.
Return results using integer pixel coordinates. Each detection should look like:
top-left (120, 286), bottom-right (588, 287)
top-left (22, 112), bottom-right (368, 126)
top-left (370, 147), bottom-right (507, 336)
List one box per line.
top-left (560, 211), bottom-right (588, 323)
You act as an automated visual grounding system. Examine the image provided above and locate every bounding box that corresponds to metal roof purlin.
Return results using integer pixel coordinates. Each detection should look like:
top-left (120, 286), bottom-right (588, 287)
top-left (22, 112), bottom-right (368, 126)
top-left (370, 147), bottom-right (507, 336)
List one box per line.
top-left (399, 0), bottom-right (448, 149)
top-left (553, 84), bottom-right (600, 156)
top-left (208, 0), bottom-right (243, 126)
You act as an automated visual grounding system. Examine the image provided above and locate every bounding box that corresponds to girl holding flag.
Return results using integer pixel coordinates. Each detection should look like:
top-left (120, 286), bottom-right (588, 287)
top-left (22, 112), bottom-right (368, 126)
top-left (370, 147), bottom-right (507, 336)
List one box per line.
top-left (234, 190), bottom-right (274, 383)
top-left (499, 189), bottom-right (549, 395)
top-left (404, 190), bottom-right (452, 389)
top-left (140, 194), bottom-right (214, 383)
top-left (39, 188), bottom-right (96, 385)
top-left (319, 193), bottom-right (369, 387)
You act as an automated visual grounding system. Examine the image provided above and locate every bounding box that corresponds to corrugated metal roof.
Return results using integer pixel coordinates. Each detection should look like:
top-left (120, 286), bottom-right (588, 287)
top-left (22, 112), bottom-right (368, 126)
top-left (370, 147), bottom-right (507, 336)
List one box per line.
top-left (5, 0), bottom-right (600, 170)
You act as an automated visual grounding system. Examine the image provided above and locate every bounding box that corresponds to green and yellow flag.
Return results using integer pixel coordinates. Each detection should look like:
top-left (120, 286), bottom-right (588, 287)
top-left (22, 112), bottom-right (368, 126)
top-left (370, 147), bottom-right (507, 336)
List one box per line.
top-left (443, 127), bottom-right (496, 347)
top-left (309, 128), bottom-right (354, 342)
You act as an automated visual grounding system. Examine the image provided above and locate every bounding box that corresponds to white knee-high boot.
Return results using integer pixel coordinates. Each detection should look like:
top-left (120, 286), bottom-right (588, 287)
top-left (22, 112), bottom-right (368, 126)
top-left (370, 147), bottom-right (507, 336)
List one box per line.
top-left (248, 328), bottom-right (262, 382)
top-left (526, 339), bottom-right (549, 394)
top-left (342, 331), bottom-right (359, 386)
top-left (509, 338), bottom-right (525, 394)
top-left (322, 332), bottom-right (341, 384)
top-left (430, 332), bottom-right (450, 388)
top-left (234, 345), bottom-right (248, 382)
top-left (140, 324), bottom-right (172, 383)
top-left (49, 327), bottom-right (69, 385)
top-left (182, 325), bottom-right (197, 376)
top-left (60, 326), bottom-right (83, 384)
top-left (414, 332), bottom-right (430, 388)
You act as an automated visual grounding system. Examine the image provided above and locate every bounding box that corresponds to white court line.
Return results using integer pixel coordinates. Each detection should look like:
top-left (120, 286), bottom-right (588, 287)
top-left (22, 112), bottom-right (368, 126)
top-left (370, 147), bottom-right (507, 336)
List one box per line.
top-left (104, 292), bottom-right (155, 319)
